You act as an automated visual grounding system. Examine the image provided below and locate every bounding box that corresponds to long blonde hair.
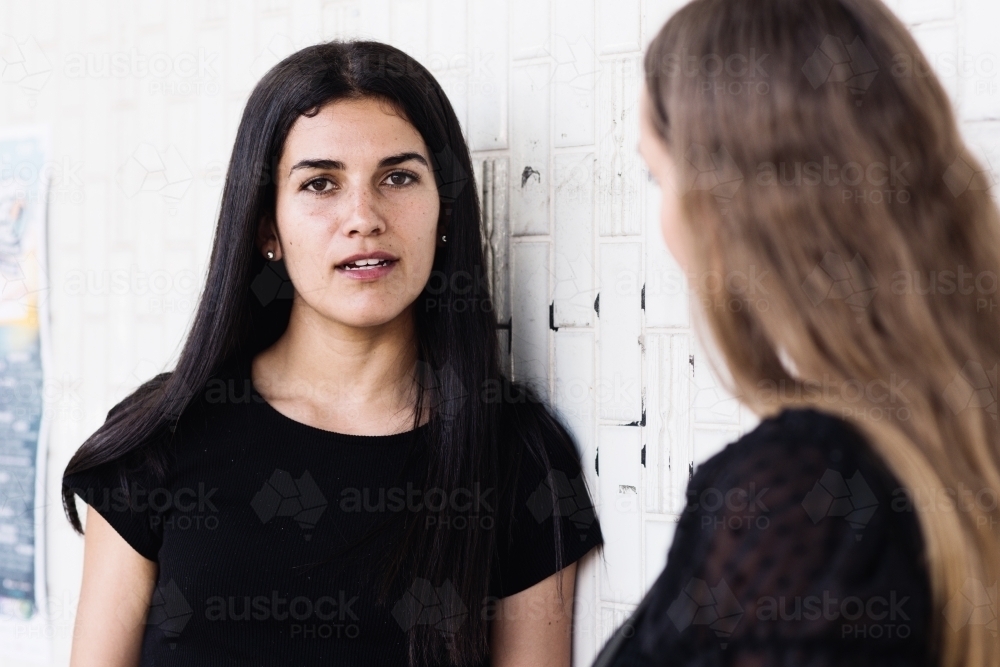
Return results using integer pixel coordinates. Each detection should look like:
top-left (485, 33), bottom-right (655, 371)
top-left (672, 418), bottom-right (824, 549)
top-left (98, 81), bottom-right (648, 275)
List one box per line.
top-left (644, 1), bottom-right (1000, 665)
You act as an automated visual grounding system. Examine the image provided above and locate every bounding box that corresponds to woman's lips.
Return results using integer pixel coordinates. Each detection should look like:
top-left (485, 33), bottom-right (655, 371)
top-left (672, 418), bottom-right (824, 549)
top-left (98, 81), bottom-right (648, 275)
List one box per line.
top-left (335, 258), bottom-right (398, 280)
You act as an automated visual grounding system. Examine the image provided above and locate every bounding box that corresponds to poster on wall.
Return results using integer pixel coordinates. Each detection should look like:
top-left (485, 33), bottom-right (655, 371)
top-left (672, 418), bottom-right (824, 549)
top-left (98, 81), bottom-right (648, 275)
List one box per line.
top-left (0, 124), bottom-right (52, 663)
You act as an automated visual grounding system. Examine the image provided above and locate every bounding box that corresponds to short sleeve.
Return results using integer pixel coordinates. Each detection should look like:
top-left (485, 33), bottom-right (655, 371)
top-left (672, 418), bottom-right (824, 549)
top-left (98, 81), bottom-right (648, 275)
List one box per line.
top-left (595, 409), bottom-right (932, 667)
top-left (63, 408), bottom-right (165, 562)
top-left (490, 418), bottom-right (603, 599)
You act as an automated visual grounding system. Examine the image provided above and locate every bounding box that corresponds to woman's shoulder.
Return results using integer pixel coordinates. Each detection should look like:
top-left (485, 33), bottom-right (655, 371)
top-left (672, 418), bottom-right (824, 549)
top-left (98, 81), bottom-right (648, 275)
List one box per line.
top-left (610, 407), bottom-right (933, 666)
top-left (682, 408), bottom-right (927, 586)
top-left (493, 383), bottom-right (589, 485)
top-left (488, 383), bottom-right (603, 598)
top-left (68, 363), bottom-right (241, 481)
top-left (691, 407), bottom-right (894, 499)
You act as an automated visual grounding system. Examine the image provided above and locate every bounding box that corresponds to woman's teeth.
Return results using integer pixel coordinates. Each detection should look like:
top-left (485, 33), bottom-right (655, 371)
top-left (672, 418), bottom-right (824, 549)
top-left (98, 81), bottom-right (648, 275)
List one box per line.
top-left (343, 259), bottom-right (390, 269)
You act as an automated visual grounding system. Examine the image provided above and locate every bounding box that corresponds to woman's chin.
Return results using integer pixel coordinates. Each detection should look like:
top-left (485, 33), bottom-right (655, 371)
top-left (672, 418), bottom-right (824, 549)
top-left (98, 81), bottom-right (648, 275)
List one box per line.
top-left (323, 303), bottom-right (412, 331)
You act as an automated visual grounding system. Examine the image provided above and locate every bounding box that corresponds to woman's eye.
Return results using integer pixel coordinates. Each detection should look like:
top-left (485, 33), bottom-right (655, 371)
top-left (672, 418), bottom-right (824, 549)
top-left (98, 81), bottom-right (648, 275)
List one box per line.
top-left (385, 171), bottom-right (416, 187)
top-left (304, 178), bottom-right (333, 193)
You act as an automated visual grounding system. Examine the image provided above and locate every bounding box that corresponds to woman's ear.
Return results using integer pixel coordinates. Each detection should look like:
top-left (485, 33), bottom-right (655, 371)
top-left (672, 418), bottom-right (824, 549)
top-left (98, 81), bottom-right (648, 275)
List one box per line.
top-left (256, 216), bottom-right (282, 260)
top-left (436, 205), bottom-right (451, 248)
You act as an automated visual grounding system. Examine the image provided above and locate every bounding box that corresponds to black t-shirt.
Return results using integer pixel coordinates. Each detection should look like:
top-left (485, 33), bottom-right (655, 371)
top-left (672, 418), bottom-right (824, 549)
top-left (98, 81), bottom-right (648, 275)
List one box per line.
top-left (64, 357), bottom-right (603, 666)
top-left (592, 408), bottom-right (933, 667)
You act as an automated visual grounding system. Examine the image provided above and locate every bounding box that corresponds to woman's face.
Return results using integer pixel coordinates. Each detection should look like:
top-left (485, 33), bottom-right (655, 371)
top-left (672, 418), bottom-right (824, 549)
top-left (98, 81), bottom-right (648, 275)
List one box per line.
top-left (638, 85), bottom-right (690, 273)
top-left (263, 96), bottom-right (441, 329)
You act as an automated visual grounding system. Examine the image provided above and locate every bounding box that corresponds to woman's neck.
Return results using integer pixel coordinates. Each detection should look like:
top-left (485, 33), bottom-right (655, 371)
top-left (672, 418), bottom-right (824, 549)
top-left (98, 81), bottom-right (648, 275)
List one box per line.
top-left (250, 300), bottom-right (422, 435)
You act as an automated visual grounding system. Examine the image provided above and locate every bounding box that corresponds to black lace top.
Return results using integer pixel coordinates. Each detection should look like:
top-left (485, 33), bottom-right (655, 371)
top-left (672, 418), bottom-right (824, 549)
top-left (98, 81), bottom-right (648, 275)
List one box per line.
top-left (593, 408), bottom-right (934, 667)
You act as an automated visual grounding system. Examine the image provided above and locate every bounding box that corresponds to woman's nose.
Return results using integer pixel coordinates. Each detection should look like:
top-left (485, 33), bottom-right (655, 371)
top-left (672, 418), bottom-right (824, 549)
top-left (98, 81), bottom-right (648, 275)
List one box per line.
top-left (341, 186), bottom-right (386, 237)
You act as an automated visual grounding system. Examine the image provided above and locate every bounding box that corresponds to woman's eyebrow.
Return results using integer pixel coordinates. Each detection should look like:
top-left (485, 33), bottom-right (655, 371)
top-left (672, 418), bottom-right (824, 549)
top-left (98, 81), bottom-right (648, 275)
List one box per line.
top-left (288, 152), bottom-right (428, 177)
top-left (378, 152), bottom-right (428, 168)
top-left (289, 158), bottom-right (344, 176)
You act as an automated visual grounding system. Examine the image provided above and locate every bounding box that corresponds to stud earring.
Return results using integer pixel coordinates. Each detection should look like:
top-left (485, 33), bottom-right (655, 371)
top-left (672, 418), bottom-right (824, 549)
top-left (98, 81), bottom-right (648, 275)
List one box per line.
top-left (440, 235), bottom-right (447, 244)
top-left (266, 250), bottom-right (275, 260)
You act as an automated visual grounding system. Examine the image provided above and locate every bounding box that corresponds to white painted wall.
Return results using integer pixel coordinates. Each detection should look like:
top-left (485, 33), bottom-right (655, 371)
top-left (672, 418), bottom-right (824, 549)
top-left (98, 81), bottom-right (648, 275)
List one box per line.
top-left (0, 0), bottom-right (997, 665)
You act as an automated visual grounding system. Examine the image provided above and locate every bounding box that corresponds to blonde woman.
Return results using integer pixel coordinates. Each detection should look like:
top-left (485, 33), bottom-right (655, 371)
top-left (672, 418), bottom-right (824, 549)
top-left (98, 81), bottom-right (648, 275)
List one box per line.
top-left (595, 0), bottom-right (999, 665)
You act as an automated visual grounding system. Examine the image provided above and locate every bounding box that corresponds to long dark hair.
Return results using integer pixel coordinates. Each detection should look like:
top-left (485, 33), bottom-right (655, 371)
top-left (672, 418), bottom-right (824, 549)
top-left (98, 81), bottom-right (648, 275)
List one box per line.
top-left (63, 40), bottom-right (579, 666)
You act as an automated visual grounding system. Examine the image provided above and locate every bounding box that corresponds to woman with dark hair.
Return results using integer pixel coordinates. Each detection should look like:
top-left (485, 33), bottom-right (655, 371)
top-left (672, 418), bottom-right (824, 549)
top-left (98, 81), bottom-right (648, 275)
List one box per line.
top-left (63, 41), bottom-right (602, 667)
top-left (594, 0), bottom-right (999, 666)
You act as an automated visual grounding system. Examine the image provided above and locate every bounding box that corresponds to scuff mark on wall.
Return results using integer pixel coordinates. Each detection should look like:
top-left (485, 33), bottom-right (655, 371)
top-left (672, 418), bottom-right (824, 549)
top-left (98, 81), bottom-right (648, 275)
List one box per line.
top-left (520, 165), bottom-right (540, 187)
